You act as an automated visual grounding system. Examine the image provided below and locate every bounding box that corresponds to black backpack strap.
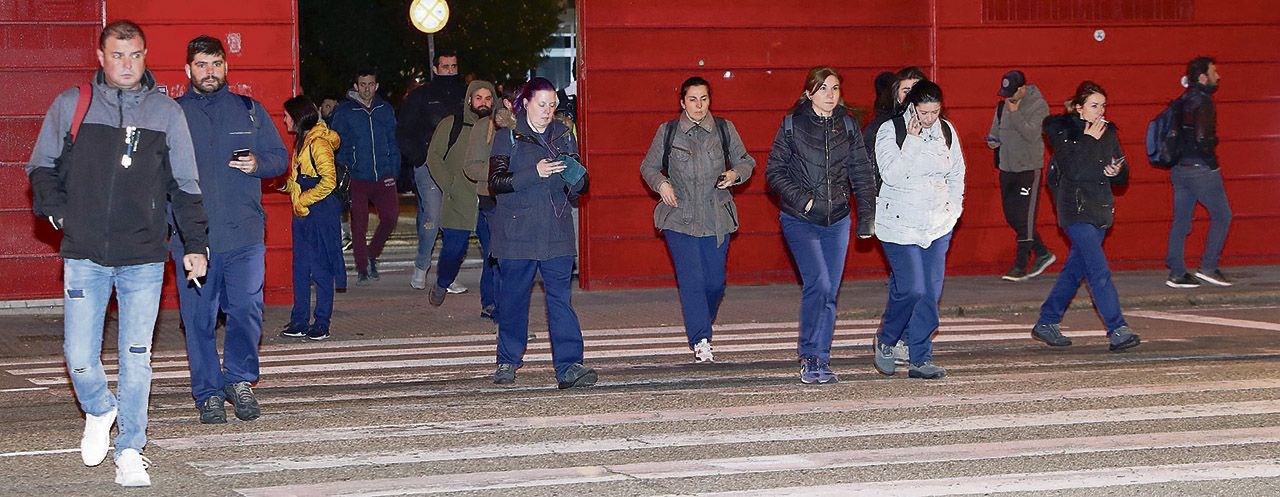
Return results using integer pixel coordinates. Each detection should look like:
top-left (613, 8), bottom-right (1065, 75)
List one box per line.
top-left (893, 114), bottom-right (907, 148)
top-left (996, 100), bottom-right (1005, 123)
top-left (941, 120), bottom-right (953, 148)
top-left (442, 112), bottom-right (470, 160)
top-left (715, 117), bottom-right (731, 170)
top-left (660, 119), bottom-right (679, 172)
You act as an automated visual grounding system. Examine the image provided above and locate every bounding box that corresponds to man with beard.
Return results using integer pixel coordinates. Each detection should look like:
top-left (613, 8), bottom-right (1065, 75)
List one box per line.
top-left (424, 80), bottom-right (496, 306)
top-left (172, 35), bottom-right (288, 424)
top-left (1165, 56), bottom-right (1234, 288)
top-left (397, 51), bottom-right (467, 290)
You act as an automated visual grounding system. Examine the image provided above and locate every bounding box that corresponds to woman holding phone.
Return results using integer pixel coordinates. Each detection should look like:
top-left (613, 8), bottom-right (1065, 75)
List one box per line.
top-left (487, 77), bottom-right (596, 389)
top-left (766, 66), bottom-right (877, 384)
top-left (870, 80), bottom-right (965, 380)
top-left (1029, 81), bottom-right (1140, 352)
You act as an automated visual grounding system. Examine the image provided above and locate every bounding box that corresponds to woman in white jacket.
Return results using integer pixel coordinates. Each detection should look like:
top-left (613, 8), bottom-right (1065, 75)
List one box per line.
top-left (870, 80), bottom-right (965, 380)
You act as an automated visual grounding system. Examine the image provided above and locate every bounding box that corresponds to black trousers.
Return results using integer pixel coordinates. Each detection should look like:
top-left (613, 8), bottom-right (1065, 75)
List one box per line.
top-left (1000, 169), bottom-right (1049, 268)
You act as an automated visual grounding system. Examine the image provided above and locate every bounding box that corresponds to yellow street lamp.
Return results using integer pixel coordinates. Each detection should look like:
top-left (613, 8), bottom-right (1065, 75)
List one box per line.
top-left (409, 0), bottom-right (449, 34)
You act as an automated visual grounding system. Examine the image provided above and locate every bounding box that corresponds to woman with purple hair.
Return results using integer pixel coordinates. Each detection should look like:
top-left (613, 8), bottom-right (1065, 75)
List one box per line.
top-left (487, 78), bottom-right (596, 389)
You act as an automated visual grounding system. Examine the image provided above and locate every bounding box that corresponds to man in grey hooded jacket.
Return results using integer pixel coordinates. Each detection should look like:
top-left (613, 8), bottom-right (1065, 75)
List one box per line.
top-left (988, 70), bottom-right (1055, 281)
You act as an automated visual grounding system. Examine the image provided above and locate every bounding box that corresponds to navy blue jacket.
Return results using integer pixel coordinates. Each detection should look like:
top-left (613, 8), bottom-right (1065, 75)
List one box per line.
top-left (330, 93), bottom-right (401, 181)
top-left (176, 84), bottom-right (288, 253)
top-left (487, 114), bottom-right (585, 261)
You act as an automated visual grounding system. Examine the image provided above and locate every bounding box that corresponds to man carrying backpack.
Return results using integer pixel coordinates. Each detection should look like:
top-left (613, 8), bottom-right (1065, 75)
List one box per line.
top-left (1165, 57), bottom-right (1233, 288)
top-left (987, 70), bottom-right (1055, 282)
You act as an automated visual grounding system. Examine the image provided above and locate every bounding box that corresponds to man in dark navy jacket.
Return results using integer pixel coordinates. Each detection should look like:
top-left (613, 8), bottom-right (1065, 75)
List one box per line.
top-left (171, 35), bottom-right (287, 425)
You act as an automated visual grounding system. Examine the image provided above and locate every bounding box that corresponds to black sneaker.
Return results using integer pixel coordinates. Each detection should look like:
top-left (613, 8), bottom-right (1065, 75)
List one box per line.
top-left (1166, 273), bottom-right (1201, 289)
top-left (198, 395), bottom-right (226, 424)
top-left (223, 381), bottom-right (261, 421)
top-left (305, 324), bottom-right (330, 341)
top-left (1108, 325), bottom-right (1140, 352)
top-left (1001, 266), bottom-right (1028, 282)
top-left (356, 272), bottom-right (370, 285)
top-left (279, 322), bottom-right (308, 338)
top-left (493, 363), bottom-right (516, 384)
top-left (1026, 252), bottom-right (1057, 279)
top-left (1031, 323), bottom-right (1072, 346)
top-left (557, 363), bottom-right (597, 389)
top-left (480, 305), bottom-right (496, 321)
top-left (368, 258), bottom-right (380, 280)
top-left (1194, 270), bottom-right (1232, 287)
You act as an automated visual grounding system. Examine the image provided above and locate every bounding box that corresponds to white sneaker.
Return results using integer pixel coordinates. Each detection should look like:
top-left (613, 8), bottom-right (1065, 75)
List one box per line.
top-left (81, 408), bottom-right (116, 466)
top-left (892, 340), bottom-right (909, 366)
top-left (113, 448), bottom-right (151, 487)
top-left (410, 267), bottom-right (428, 290)
top-left (693, 338), bottom-right (714, 363)
top-left (447, 281), bottom-right (468, 294)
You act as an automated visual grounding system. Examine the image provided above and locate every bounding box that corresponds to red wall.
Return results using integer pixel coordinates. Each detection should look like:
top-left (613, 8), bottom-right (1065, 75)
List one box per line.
top-left (576, 0), bottom-right (1280, 289)
top-left (0, 1), bottom-right (299, 305)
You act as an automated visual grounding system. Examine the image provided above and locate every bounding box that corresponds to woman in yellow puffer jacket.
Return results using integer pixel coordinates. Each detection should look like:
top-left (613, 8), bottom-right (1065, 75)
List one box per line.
top-left (279, 96), bottom-right (345, 341)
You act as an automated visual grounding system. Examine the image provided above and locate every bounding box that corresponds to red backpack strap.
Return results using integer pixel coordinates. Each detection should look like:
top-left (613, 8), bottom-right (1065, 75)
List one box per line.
top-left (69, 84), bottom-right (93, 143)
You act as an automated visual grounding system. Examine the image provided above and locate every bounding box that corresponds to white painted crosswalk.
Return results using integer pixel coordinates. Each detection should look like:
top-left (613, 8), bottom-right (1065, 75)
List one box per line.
top-left (4, 311), bottom-right (1279, 495)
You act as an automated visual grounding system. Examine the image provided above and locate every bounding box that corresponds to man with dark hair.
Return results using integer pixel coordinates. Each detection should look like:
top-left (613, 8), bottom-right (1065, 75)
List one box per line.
top-left (1165, 56), bottom-right (1233, 288)
top-left (27, 20), bottom-right (208, 487)
top-left (397, 50), bottom-right (467, 290)
top-left (331, 68), bottom-right (402, 283)
top-left (172, 35), bottom-right (287, 423)
top-left (988, 69), bottom-right (1055, 281)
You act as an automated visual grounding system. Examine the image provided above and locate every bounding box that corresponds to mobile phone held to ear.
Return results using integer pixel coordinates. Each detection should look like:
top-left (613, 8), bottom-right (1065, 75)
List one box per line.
top-left (229, 148), bottom-right (251, 163)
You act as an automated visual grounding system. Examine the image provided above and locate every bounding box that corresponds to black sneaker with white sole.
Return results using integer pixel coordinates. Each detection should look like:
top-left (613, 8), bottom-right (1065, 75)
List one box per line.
top-left (1166, 273), bottom-right (1201, 289)
top-left (1194, 270), bottom-right (1232, 287)
top-left (1026, 252), bottom-right (1057, 279)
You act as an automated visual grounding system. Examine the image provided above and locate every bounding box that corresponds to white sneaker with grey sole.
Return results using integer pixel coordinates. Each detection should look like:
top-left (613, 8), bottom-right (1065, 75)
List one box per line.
top-left (447, 281), bottom-right (468, 294)
top-left (410, 267), bottom-right (428, 290)
top-left (113, 448), bottom-right (151, 487)
top-left (81, 408), bottom-right (116, 466)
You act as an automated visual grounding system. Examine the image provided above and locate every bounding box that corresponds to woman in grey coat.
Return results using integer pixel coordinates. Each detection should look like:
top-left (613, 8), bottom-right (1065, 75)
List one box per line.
top-left (640, 77), bottom-right (755, 363)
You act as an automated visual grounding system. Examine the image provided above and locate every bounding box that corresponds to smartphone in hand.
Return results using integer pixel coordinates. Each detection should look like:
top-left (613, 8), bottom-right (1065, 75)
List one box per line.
top-left (229, 148), bottom-right (251, 163)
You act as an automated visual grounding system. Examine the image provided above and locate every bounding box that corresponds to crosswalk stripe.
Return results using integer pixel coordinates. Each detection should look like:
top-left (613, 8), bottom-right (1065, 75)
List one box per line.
top-left (1128, 310), bottom-right (1280, 331)
top-left (230, 429), bottom-right (1280, 496)
top-left (15, 326), bottom-right (1104, 386)
top-left (662, 458), bottom-right (1280, 497)
top-left (150, 378), bottom-right (1280, 450)
top-left (5, 324), bottom-right (1033, 376)
top-left (191, 400), bottom-right (1280, 476)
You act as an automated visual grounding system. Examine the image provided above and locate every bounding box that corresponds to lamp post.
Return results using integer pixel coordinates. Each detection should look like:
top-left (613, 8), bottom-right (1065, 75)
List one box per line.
top-left (409, 0), bottom-right (450, 79)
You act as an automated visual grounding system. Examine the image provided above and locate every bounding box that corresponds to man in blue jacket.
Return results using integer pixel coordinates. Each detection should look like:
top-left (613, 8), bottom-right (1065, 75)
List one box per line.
top-left (171, 35), bottom-right (288, 424)
top-left (330, 69), bottom-right (402, 283)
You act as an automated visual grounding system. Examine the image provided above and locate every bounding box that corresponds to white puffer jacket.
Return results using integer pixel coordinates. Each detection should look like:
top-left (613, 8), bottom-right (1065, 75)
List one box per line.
top-left (873, 106), bottom-right (966, 248)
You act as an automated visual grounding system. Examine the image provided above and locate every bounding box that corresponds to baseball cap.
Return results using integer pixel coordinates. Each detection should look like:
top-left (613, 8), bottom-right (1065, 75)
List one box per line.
top-left (997, 70), bottom-right (1026, 98)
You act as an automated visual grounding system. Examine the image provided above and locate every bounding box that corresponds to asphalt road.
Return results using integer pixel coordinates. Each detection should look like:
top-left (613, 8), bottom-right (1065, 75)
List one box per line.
top-left (1, 302), bottom-right (1278, 496)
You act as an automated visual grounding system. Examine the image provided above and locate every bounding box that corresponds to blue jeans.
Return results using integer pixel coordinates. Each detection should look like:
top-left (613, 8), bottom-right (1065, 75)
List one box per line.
top-left (1166, 165), bottom-right (1232, 276)
top-left (63, 258), bottom-right (164, 455)
top-left (414, 165), bottom-right (443, 271)
top-left (1039, 223), bottom-right (1127, 332)
top-left (878, 232), bottom-right (952, 365)
top-left (664, 230), bottom-right (729, 347)
top-left (780, 213), bottom-right (850, 362)
top-left (478, 202), bottom-right (497, 313)
top-left (495, 255), bottom-right (584, 379)
top-left (168, 242), bottom-right (264, 405)
top-left (435, 228), bottom-right (471, 290)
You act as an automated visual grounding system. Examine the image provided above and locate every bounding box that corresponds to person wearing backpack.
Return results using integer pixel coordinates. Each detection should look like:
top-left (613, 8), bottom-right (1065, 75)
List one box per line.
top-left (1030, 81), bottom-right (1141, 353)
top-left (869, 80), bottom-right (965, 381)
top-left (639, 77), bottom-right (756, 363)
top-left (987, 70), bottom-right (1055, 282)
top-left (1164, 56), bottom-right (1233, 288)
top-left (424, 80), bottom-right (496, 307)
top-left (172, 35), bottom-right (289, 425)
top-left (765, 66), bottom-right (877, 384)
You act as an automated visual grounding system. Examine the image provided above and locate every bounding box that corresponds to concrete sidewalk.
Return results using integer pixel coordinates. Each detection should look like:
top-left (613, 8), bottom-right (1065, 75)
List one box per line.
top-left (2, 257), bottom-right (1277, 361)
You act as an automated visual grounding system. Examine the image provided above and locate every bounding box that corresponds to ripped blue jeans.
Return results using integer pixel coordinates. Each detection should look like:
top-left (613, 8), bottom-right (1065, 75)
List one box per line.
top-left (63, 258), bottom-right (163, 455)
